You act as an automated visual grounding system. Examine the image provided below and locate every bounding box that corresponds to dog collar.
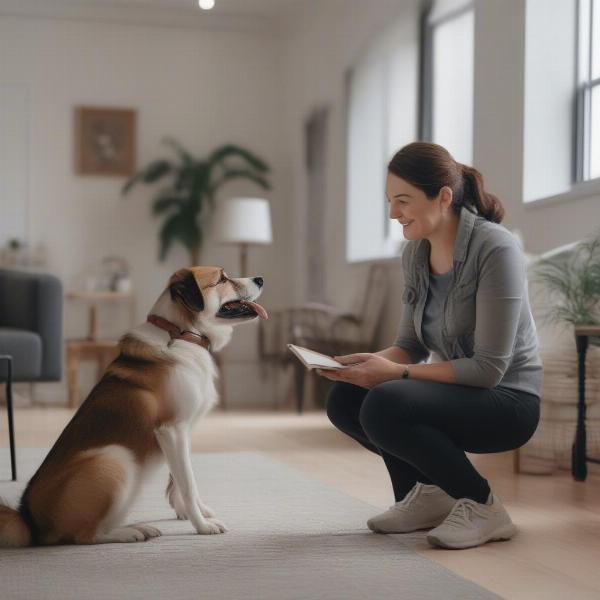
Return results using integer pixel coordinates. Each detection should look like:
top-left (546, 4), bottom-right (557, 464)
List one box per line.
top-left (147, 314), bottom-right (211, 351)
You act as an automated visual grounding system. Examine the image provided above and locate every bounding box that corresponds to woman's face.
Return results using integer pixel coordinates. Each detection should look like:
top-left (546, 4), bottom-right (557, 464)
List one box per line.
top-left (385, 172), bottom-right (449, 241)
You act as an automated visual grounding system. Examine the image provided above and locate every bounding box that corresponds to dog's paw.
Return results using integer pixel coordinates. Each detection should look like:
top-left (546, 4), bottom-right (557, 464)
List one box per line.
top-left (173, 500), bottom-right (216, 521)
top-left (199, 502), bottom-right (216, 519)
top-left (207, 517), bottom-right (228, 532)
top-left (196, 520), bottom-right (227, 535)
top-left (96, 526), bottom-right (146, 543)
top-left (132, 524), bottom-right (162, 540)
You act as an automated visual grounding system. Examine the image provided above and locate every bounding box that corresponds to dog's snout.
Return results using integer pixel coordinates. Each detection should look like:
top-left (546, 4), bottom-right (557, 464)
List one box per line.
top-left (253, 277), bottom-right (264, 288)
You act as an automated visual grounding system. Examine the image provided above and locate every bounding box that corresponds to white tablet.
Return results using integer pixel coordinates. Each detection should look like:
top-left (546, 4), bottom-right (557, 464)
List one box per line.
top-left (287, 344), bottom-right (348, 370)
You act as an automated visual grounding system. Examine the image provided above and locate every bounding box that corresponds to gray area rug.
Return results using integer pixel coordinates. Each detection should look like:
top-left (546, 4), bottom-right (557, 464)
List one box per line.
top-left (0, 449), bottom-right (503, 600)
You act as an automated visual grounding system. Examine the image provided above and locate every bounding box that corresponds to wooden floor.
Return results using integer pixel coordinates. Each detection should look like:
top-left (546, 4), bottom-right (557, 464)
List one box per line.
top-left (1, 406), bottom-right (599, 600)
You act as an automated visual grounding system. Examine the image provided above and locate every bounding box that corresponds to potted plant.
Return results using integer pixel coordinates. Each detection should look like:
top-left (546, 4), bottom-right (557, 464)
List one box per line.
top-left (123, 138), bottom-right (271, 264)
top-left (533, 233), bottom-right (600, 327)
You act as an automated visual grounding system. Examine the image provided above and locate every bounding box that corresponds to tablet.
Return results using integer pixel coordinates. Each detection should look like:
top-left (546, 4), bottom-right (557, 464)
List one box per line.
top-left (287, 344), bottom-right (348, 370)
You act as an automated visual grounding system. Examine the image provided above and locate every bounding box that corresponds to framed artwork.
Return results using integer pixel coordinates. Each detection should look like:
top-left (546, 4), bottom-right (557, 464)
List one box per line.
top-left (74, 106), bottom-right (136, 176)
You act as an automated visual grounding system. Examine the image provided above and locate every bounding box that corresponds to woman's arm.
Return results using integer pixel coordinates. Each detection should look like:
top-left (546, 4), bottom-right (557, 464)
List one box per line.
top-left (375, 345), bottom-right (415, 364)
top-left (448, 240), bottom-right (524, 388)
top-left (318, 351), bottom-right (457, 388)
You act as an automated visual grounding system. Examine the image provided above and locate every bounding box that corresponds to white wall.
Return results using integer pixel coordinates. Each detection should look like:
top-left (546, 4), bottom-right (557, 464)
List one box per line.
top-left (0, 13), bottom-right (292, 405)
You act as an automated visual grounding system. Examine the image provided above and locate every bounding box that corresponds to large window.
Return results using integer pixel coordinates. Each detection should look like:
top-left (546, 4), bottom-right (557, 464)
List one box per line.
top-left (523, 0), bottom-right (598, 202)
top-left (421, 0), bottom-right (474, 165)
top-left (346, 16), bottom-right (419, 263)
top-left (523, 0), bottom-right (577, 202)
top-left (576, 0), bottom-right (600, 181)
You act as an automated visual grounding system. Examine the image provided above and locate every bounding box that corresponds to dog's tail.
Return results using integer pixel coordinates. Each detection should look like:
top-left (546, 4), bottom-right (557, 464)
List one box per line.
top-left (0, 498), bottom-right (31, 547)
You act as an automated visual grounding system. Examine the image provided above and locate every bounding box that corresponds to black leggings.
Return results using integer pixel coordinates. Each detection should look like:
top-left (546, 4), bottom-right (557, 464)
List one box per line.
top-left (326, 379), bottom-right (540, 504)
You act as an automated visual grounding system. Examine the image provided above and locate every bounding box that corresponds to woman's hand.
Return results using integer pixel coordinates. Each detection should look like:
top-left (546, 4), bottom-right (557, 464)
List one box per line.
top-left (316, 353), bottom-right (405, 389)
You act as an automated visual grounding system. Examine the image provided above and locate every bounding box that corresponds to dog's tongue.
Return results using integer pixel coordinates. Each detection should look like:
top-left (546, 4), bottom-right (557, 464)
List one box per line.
top-left (241, 300), bottom-right (268, 320)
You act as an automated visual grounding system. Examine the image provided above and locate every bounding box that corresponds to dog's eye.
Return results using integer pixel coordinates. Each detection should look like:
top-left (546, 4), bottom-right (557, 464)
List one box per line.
top-left (218, 274), bottom-right (228, 284)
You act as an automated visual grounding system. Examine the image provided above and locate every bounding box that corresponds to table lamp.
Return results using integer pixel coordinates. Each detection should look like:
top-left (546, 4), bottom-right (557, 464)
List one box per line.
top-left (214, 197), bottom-right (272, 277)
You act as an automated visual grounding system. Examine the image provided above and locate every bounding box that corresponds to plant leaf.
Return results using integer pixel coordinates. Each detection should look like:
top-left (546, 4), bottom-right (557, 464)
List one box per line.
top-left (122, 160), bottom-right (173, 195)
top-left (158, 211), bottom-right (201, 261)
top-left (209, 168), bottom-right (271, 197)
top-left (162, 137), bottom-right (194, 165)
top-left (152, 195), bottom-right (185, 216)
top-left (208, 145), bottom-right (270, 173)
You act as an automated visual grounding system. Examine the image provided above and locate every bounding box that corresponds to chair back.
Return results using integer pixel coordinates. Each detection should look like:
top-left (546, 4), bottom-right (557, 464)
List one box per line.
top-left (354, 264), bottom-right (389, 348)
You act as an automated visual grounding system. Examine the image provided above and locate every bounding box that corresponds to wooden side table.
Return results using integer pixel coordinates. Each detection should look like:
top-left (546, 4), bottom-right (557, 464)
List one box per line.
top-left (66, 291), bottom-right (133, 408)
top-left (66, 340), bottom-right (120, 408)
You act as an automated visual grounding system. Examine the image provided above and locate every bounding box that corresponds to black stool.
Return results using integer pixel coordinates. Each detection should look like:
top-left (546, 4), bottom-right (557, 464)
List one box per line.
top-left (0, 355), bottom-right (17, 481)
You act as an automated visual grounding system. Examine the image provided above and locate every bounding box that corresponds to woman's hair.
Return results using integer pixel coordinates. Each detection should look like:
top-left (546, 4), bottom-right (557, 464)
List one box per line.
top-left (387, 142), bottom-right (505, 223)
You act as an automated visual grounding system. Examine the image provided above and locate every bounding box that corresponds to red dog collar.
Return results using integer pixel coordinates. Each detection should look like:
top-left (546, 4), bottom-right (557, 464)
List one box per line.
top-left (147, 314), bottom-right (211, 351)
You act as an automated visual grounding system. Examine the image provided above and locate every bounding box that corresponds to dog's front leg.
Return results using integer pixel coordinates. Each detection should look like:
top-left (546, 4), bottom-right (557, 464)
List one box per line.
top-left (155, 425), bottom-right (227, 535)
top-left (166, 474), bottom-right (216, 520)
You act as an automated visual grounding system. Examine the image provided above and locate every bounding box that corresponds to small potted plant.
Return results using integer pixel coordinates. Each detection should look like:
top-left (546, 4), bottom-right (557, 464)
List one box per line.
top-left (123, 138), bottom-right (271, 264)
top-left (533, 233), bottom-right (600, 328)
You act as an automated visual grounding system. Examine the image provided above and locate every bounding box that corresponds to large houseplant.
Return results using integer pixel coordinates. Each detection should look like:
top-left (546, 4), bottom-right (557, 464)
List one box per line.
top-left (533, 233), bottom-right (600, 327)
top-left (123, 138), bottom-right (271, 264)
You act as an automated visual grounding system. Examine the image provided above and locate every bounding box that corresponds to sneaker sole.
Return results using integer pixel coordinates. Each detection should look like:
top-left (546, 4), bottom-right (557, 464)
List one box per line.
top-left (368, 518), bottom-right (447, 534)
top-left (426, 523), bottom-right (517, 549)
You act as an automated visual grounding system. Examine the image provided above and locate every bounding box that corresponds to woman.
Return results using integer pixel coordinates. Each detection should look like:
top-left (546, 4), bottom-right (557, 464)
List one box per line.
top-left (319, 142), bottom-right (542, 550)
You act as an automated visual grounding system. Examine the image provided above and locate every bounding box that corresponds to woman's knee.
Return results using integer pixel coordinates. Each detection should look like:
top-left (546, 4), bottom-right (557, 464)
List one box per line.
top-left (358, 382), bottom-right (411, 440)
top-left (325, 382), bottom-right (366, 429)
top-left (358, 382), bottom-right (393, 433)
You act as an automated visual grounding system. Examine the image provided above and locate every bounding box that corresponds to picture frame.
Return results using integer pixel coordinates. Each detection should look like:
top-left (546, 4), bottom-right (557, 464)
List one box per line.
top-left (74, 106), bottom-right (136, 176)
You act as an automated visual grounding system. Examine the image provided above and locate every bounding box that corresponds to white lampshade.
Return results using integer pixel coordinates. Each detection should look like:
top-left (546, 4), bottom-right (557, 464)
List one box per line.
top-left (214, 197), bottom-right (273, 245)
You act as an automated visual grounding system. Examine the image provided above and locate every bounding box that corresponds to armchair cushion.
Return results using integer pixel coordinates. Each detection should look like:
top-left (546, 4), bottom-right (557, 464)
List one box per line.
top-left (0, 328), bottom-right (42, 381)
top-left (0, 269), bottom-right (63, 381)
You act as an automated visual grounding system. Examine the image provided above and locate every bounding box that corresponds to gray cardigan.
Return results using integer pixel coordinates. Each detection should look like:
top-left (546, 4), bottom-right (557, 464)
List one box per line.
top-left (394, 206), bottom-right (543, 397)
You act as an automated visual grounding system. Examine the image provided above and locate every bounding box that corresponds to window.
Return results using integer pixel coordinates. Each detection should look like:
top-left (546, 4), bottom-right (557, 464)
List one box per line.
top-left (346, 16), bottom-right (419, 262)
top-left (576, 0), bottom-right (600, 181)
top-left (421, 0), bottom-right (474, 165)
top-left (523, 0), bottom-right (577, 202)
top-left (523, 0), bottom-right (599, 202)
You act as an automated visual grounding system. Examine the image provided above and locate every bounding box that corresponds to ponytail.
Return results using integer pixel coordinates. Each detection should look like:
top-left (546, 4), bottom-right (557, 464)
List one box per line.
top-left (457, 164), bottom-right (505, 223)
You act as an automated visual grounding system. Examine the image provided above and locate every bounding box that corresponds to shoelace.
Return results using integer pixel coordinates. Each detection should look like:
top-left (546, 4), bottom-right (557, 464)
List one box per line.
top-left (442, 498), bottom-right (490, 528)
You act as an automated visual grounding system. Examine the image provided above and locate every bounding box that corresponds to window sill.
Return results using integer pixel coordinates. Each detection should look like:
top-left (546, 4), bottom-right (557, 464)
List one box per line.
top-left (524, 177), bottom-right (600, 209)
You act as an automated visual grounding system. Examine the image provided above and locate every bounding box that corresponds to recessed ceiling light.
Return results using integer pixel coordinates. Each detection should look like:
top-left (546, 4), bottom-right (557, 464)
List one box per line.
top-left (198, 0), bottom-right (215, 9)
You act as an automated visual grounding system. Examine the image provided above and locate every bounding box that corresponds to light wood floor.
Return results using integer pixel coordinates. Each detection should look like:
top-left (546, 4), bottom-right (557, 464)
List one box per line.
top-left (1, 406), bottom-right (599, 600)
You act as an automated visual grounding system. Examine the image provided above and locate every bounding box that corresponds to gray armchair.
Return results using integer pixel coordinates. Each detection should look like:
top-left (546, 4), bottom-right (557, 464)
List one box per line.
top-left (0, 269), bottom-right (63, 480)
top-left (0, 269), bottom-right (63, 382)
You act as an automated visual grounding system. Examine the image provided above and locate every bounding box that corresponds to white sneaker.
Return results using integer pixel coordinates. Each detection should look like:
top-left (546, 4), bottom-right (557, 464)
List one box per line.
top-left (367, 482), bottom-right (456, 534)
top-left (426, 493), bottom-right (517, 549)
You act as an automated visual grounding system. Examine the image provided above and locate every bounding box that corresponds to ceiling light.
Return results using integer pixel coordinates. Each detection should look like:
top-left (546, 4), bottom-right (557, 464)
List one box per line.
top-left (198, 0), bottom-right (215, 9)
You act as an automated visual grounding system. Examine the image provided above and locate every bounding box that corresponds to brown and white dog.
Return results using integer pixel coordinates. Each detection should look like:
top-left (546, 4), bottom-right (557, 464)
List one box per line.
top-left (0, 266), bottom-right (267, 547)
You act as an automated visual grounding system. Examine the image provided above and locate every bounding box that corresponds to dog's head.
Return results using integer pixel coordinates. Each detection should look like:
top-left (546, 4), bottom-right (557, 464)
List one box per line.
top-left (166, 267), bottom-right (266, 343)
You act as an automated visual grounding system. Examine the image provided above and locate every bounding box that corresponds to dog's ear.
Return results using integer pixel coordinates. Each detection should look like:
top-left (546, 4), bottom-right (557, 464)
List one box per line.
top-left (169, 269), bottom-right (204, 312)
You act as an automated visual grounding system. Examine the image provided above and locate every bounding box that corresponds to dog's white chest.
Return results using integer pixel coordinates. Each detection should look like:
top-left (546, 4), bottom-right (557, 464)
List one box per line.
top-left (167, 343), bottom-right (218, 422)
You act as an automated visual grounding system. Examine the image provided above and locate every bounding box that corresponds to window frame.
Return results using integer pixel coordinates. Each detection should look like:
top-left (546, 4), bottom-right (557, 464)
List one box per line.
top-left (574, 0), bottom-right (600, 183)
